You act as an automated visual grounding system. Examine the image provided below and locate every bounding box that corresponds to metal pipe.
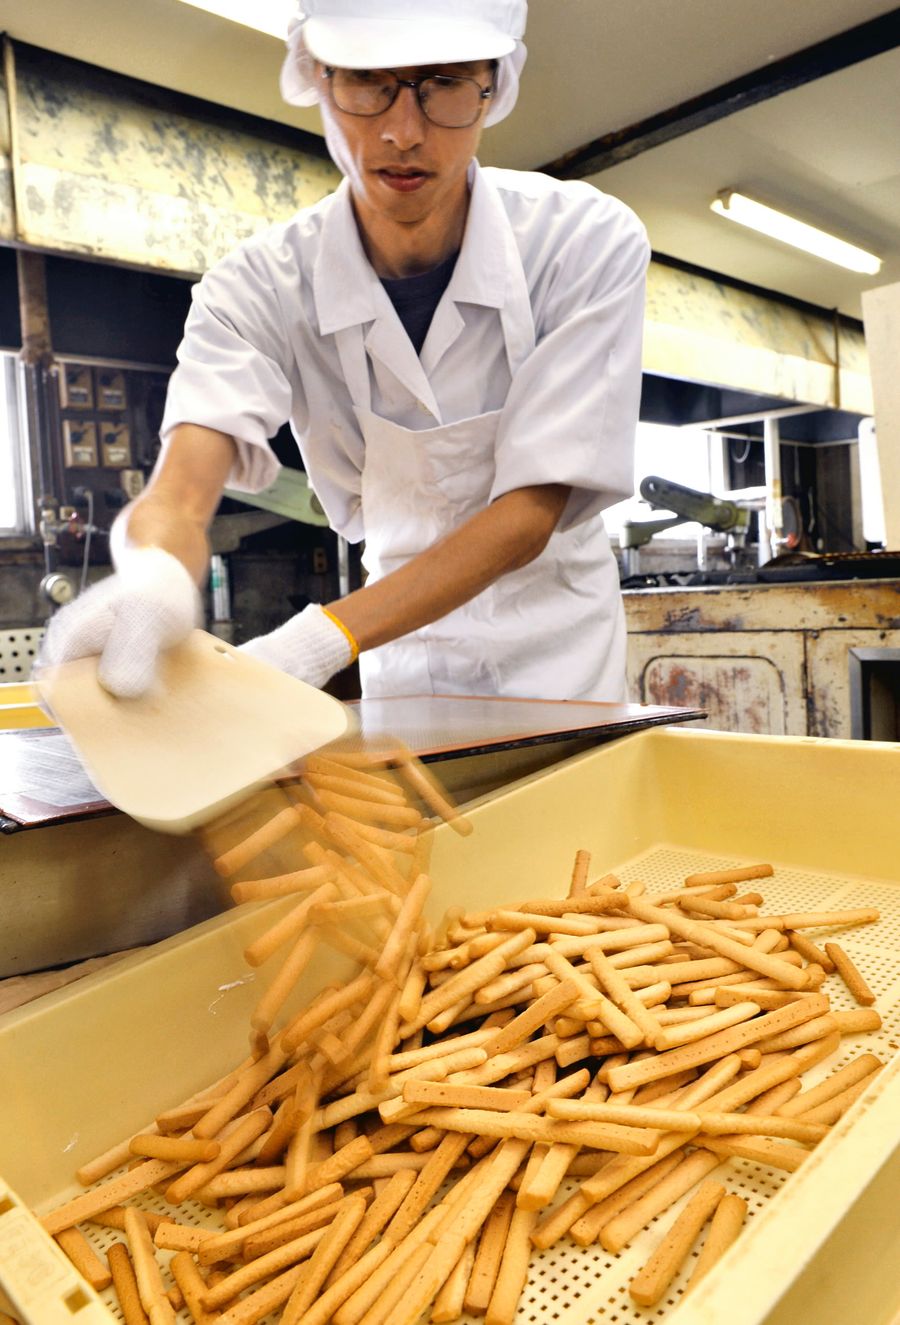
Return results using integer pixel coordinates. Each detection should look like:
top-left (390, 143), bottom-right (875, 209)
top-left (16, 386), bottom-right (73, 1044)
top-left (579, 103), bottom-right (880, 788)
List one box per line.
top-left (762, 417), bottom-right (785, 564)
top-left (16, 250), bottom-right (61, 578)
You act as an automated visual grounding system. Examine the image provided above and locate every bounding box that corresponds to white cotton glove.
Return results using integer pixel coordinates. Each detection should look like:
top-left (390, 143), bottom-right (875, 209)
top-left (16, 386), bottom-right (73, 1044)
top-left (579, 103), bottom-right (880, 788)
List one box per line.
top-left (37, 548), bottom-right (201, 700)
top-left (239, 604), bottom-right (355, 689)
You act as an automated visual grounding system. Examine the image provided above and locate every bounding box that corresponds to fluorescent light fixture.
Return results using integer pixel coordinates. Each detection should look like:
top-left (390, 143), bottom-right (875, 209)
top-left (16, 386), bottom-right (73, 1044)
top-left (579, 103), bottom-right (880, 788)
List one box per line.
top-left (711, 190), bottom-right (881, 275)
top-left (175, 0), bottom-right (295, 40)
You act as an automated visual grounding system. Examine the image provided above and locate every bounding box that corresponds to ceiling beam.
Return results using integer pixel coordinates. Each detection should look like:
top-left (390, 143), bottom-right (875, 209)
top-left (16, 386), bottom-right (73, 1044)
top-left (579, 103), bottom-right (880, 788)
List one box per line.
top-left (538, 7), bottom-right (900, 178)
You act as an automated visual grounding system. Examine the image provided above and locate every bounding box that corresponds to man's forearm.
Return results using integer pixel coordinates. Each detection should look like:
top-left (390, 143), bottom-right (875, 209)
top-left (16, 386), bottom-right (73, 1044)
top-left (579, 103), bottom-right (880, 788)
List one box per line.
top-left (111, 424), bottom-right (237, 583)
top-left (331, 484), bottom-right (570, 651)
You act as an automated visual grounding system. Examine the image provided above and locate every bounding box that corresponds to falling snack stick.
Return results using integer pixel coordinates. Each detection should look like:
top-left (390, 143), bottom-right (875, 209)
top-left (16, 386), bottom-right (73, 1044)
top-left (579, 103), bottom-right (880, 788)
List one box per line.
top-left (569, 848), bottom-right (591, 897)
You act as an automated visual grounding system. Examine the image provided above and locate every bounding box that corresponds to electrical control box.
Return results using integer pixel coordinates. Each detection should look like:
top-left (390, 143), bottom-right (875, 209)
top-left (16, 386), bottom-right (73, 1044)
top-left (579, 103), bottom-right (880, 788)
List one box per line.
top-left (53, 361), bottom-right (170, 566)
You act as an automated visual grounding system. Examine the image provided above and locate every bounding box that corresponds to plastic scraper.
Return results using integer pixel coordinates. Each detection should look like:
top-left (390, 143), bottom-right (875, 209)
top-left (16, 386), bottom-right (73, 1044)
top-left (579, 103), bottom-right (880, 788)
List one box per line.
top-left (35, 628), bottom-right (356, 834)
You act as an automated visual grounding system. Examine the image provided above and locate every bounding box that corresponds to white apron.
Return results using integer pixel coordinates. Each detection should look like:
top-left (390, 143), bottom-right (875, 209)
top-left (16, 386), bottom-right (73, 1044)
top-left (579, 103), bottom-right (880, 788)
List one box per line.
top-left (334, 248), bottom-right (627, 703)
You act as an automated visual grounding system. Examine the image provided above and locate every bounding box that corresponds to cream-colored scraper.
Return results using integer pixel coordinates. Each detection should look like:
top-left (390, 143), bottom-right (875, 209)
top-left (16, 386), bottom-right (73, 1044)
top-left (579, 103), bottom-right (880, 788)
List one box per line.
top-left (35, 629), bottom-right (355, 834)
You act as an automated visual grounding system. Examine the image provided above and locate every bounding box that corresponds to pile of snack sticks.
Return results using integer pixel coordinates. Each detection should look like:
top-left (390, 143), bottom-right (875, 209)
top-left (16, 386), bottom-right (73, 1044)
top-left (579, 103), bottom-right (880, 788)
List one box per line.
top-left (38, 747), bottom-right (884, 1325)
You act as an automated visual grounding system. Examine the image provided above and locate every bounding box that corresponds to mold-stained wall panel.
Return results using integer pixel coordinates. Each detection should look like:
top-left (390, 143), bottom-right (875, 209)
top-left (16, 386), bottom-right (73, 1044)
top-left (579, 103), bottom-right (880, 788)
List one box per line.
top-left (0, 56), bottom-right (16, 241)
top-left (7, 42), bottom-right (339, 275)
top-left (644, 262), bottom-right (872, 415)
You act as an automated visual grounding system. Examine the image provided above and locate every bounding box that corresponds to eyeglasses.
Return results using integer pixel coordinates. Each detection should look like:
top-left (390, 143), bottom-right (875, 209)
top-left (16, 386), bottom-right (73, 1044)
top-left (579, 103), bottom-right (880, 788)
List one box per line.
top-left (322, 66), bottom-right (494, 129)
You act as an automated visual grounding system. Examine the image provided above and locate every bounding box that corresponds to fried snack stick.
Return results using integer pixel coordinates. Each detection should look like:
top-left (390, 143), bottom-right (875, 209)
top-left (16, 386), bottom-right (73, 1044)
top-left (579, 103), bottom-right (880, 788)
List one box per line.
top-left (315, 788), bottom-right (422, 829)
top-left (328, 1169), bottom-right (418, 1281)
top-left (629, 1178), bottom-right (726, 1306)
top-left (432, 1240), bottom-right (478, 1323)
top-left (514, 1071), bottom-right (610, 1213)
top-left (600, 1149), bottom-right (723, 1254)
top-left (202, 1223), bottom-right (330, 1311)
top-left (787, 928), bottom-right (835, 971)
top-left (624, 897), bottom-right (809, 989)
top-left (588, 945), bottom-right (664, 1045)
top-left (651, 1000), bottom-right (762, 1052)
top-left (242, 1197), bottom-right (348, 1258)
top-left (214, 803), bottom-right (306, 877)
top-left (530, 1056), bottom-right (743, 1249)
top-left (797, 1067), bottom-right (883, 1126)
top-left (683, 864), bottom-right (773, 886)
top-left (322, 815), bottom-right (410, 897)
top-left (166, 1107), bottom-right (272, 1204)
top-left (107, 1243), bottom-right (151, 1325)
top-left (242, 885), bottom-right (337, 969)
top-left (397, 1105), bottom-right (657, 1156)
top-left (280, 972), bottom-right (377, 1056)
top-left (42, 1160), bottom-right (183, 1235)
top-left (686, 1192), bottom-right (747, 1290)
top-left (90, 1208), bottom-right (165, 1237)
top-left (606, 995), bottom-right (830, 1093)
top-left (402, 928), bottom-right (538, 1036)
top-left (231, 864), bottom-right (334, 904)
top-left (462, 1189), bottom-right (517, 1315)
top-left (480, 977), bottom-right (581, 1056)
top-left (55, 1227), bottom-right (112, 1291)
top-left (124, 1208), bottom-right (176, 1325)
top-left (825, 942), bottom-right (877, 1005)
top-left (169, 1251), bottom-right (217, 1325)
top-left (569, 848), bottom-right (591, 897)
top-left (776, 1052), bottom-right (883, 1119)
top-left (198, 1183), bottom-right (345, 1265)
top-left (306, 772), bottom-right (408, 806)
top-left (484, 1206), bottom-right (538, 1325)
top-left (193, 1045), bottom-right (288, 1138)
top-left (153, 1222), bottom-right (218, 1253)
top-left (281, 1192), bottom-right (371, 1325)
top-left (569, 1150), bottom-right (685, 1247)
top-left (374, 873), bottom-right (431, 984)
top-left (215, 1261), bottom-right (309, 1325)
top-left (391, 749), bottom-right (473, 837)
top-left (128, 1135), bottom-right (220, 1163)
top-left (677, 896), bottom-right (757, 921)
top-left (385, 1132), bottom-right (473, 1241)
top-left (700, 1136), bottom-right (810, 1171)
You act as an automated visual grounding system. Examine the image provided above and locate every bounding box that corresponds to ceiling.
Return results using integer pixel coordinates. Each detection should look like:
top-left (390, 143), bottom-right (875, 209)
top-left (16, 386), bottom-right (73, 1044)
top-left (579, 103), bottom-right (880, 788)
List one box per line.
top-left (1, 0), bottom-right (898, 320)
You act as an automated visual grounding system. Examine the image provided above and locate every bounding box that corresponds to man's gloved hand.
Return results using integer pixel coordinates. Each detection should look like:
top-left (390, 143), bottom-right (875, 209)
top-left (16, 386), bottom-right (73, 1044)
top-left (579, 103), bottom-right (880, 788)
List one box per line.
top-left (239, 604), bottom-right (356, 689)
top-left (37, 548), bottom-right (201, 700)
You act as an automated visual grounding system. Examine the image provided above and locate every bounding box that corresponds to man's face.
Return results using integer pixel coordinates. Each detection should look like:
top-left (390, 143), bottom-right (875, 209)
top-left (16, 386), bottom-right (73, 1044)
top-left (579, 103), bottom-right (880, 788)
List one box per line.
top-left (316, 60), bottom-right (494, 233)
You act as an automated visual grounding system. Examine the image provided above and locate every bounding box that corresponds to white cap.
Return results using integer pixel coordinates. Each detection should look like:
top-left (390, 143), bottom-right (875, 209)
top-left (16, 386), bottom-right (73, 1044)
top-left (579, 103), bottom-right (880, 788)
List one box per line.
top-left (281, 0), bottom-right (528, 127)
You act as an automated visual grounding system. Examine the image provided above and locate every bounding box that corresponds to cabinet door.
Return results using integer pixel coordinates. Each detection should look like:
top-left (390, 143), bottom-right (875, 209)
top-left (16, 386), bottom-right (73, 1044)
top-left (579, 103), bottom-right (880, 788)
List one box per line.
top-left (627, 631), bottom-right (808, 735)
top-left (807, 628), bottom-right (900, 738)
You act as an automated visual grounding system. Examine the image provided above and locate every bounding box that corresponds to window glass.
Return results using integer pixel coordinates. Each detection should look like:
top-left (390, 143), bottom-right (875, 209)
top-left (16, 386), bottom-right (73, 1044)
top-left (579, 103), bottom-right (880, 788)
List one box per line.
top-left (604, 422), bottom-right (719, 540)
top-left (0, 357), bottom-right (28, 535)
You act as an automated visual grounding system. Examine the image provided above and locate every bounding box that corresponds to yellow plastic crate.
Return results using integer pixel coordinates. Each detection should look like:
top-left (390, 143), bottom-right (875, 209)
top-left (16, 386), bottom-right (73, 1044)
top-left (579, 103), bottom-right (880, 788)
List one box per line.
top-left (1, 727), bottom-right (899, 1325)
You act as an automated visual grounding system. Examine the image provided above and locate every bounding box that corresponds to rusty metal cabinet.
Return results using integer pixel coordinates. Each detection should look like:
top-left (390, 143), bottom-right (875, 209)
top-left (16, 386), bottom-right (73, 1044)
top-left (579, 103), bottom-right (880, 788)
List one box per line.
top-left (624, 579), bottom-right (900, 737)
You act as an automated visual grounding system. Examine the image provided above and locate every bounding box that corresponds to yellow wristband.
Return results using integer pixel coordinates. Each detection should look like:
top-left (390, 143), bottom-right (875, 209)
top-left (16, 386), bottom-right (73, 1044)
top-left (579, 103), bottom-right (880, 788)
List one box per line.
top-left (321, 606), bottom-right (360, 664)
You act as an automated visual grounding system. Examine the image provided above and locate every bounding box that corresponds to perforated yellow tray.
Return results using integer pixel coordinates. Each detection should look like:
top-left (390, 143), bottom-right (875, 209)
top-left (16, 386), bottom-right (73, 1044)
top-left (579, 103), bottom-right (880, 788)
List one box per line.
top-left (1, 728), bottom-right (899, 1325)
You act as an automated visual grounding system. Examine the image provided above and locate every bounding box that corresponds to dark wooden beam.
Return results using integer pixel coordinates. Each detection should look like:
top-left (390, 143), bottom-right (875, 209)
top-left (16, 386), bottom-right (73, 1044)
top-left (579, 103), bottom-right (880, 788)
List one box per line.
top-left (538, 8), bottom-right (900, 178)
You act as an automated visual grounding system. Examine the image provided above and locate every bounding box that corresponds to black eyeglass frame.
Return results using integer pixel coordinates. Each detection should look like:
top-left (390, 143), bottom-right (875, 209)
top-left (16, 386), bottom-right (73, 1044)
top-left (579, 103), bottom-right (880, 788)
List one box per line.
top-left (321, 66), bottom-right (495, 128)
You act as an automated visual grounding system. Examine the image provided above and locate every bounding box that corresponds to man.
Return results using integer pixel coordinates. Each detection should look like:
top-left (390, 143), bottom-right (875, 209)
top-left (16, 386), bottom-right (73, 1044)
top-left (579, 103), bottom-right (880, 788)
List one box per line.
top-left (41, 0), bottom-right (649, 703)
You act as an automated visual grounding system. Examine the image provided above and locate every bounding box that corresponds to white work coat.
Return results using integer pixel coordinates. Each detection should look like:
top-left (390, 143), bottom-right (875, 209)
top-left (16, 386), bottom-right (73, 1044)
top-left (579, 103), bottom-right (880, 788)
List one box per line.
top-left (162, 162), bottom-right (650, 700)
